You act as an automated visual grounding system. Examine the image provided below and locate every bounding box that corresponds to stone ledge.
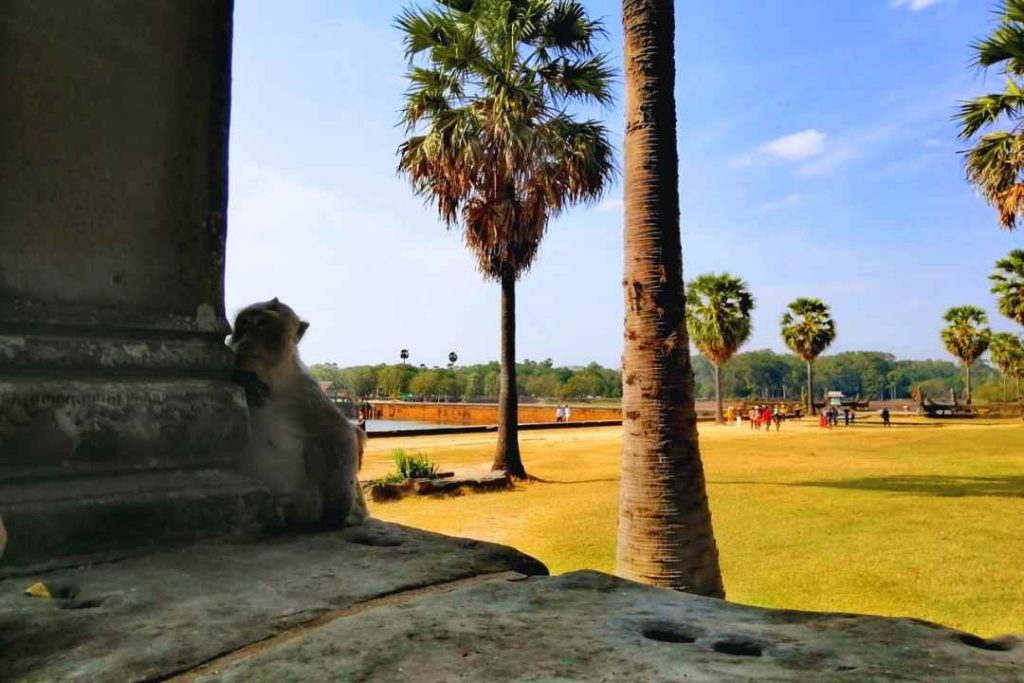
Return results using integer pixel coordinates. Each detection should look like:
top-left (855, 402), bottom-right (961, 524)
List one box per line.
top-left (189, 571), bottom-right (1021, 683)
top-left (0, 520), bottom-right (548, 682)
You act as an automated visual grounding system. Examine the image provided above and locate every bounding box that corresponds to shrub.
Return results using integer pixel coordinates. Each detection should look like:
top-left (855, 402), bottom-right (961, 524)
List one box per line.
top-left (392, 449), bottom-right (439, 479)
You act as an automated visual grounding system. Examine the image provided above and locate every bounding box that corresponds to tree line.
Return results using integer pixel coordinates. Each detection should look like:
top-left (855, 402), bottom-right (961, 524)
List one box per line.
top-left (309, 359), bottom-right (623, 402)
top-left (308, 350), bottom-right (1008, 403)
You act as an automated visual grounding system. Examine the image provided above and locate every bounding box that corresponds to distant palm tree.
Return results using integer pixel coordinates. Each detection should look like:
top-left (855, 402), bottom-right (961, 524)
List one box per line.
top-left (396, 0), bottom-right (615, 478)
top-left (990, 249), bottom-right (1024, 325)
top-left (780, 298), bottom-right (837, 414)
top-left (616, 0), bottom-right (724, 599)
top-left (940, 306), bottom-right (992, 405)
top-left (956, 0), bottom-right (1024, 229)
top-left (686, 273), bottom-right (755, 423)
top-left (989, 332), bottom-right (1024, 400)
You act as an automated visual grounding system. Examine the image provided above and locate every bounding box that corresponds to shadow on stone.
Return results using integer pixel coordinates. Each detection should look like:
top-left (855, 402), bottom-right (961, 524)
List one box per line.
top-left (957, 633), bottom-right (1015, 652)
top-left (713, 639), bottom-right (765, 657)
top-left (642, 623), bottom-right (697, 644)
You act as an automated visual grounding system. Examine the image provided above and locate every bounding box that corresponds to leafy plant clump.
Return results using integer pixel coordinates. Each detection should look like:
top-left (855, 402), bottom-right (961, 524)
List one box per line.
top-left (392, 448), bottom-right (439, 480)
top-left (368, 472), bottom-right (406, 489)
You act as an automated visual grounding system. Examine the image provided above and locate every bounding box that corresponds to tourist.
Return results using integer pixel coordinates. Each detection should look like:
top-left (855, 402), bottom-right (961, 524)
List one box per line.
top-left (773, 406), bottom-right (783, 431)
top-left (881, 407), bottom-right (891, 427)
top-left (555, 405), bottom-right (563, 423)
top-left (762, 405), bottom-right (774, 432)
top-left (749, 406), bottom-right (757, 429)
top-left (564, 404), bottom-right (572, 422)
top-left (357, 409), bottom-right (367, 433)
top-left (819, 410), bottom-right (828, 428)
top-left (843, 408), bottom-right (851, 427)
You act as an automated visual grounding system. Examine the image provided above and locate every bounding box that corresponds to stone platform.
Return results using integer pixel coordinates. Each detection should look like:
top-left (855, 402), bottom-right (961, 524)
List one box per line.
top-left (2, 521), bottom-right (1019, 682)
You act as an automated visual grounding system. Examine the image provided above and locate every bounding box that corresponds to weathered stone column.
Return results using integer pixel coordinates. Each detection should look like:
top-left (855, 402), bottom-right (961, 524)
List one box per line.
top-left (0, 0), bottom-right (271, 570)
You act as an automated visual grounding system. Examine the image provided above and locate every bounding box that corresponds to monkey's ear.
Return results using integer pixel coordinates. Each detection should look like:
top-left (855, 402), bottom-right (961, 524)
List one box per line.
top-left (297, 321), bottom-right (309, 341)
top-left (271, 297), bottom-right (280, 304)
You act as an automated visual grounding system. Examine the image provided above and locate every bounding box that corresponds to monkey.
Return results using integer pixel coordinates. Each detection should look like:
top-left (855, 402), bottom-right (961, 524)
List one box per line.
top-left (229, 298), bottom-right (368, 529)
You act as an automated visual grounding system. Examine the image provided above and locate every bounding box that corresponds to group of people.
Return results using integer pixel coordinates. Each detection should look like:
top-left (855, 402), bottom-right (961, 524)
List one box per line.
top-left (725, 405), bottom-right (785, 431)
top-left (817, 406), bottom-right (865, 428)
top-left (554, 404), bottom-right (572, 423)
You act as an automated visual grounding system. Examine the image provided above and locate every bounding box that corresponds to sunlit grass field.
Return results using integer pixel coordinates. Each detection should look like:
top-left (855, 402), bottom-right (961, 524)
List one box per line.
top-left (364, 417), bottom-right (1024, 637)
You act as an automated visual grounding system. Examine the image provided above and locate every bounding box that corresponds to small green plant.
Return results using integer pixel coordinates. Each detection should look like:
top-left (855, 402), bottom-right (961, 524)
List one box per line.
top-left (368, 472), bottom-right (405, 488)
top-left (392, 448), bottom-right (439, 479)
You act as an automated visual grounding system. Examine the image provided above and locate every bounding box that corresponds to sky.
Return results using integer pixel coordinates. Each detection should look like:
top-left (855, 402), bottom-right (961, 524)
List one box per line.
top-left (225, 0), bottom-right (1023, 369)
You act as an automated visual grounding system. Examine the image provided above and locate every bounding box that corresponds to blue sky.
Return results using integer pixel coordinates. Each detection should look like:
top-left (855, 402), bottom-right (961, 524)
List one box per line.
top-left (225, 0), bottom-right (1022, 368)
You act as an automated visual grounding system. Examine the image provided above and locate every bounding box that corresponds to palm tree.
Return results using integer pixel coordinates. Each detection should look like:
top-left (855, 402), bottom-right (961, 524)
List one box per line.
top-left (989, 332), bottom-right (1024, 400)
top-left (615, 0), bottom-right (724, 598)
top-left (780, 298), bottom-right (837, 415)
top-left (396, 0), bottom-right (615, 478)
top-left (686, 273), bottom-right (755, 424)
top-left (940, 306), bottom-right (992, 405)
top-left (956, 0), bottom-right (1024, 229)
top-left (990, 249), bottom-right (1024, 325)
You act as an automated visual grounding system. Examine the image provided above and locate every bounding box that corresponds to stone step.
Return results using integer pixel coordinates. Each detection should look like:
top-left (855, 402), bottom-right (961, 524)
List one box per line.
top-left (0, 469), bottom-right (274, 573)
top-left (0, 520), bottom-right (548, 682)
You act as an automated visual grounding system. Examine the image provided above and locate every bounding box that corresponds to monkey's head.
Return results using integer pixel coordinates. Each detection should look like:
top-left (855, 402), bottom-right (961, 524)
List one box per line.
top-left (229, 298), bottom-right (309, 378)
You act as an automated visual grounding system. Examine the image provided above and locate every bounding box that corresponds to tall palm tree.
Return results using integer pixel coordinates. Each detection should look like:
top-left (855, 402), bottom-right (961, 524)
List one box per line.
top-left (989, 332), bottom-right (1024, 400)
top-left (616, 0), bottom-right (724, 598)
top-left (990, 249), bottom-right (1024, 325)
top-left (686, 273), bottom-right (755, 424)
top-left (780, 298), bottom-right (836, 415)
top-left (956, 0), bottom-right (1024, 229)
top-left (396, 0), bottom-right (615, 478)
top-left (940, 306), bottom-right (992, 405)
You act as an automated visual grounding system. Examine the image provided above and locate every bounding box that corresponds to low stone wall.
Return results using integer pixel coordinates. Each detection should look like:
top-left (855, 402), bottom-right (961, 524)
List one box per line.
top-left (368, 401), bottom-right (621, 425)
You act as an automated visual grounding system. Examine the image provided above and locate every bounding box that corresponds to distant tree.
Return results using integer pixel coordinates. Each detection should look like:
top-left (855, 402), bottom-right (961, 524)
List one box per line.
top-left (396, 0), bottom-right (615, 478)
top-left (685, 273), bottom-right (755, 423)
top-left (558, 372), bottom-right (603, 400)
top-left (940, 306), bottom-right (992, 404)
top-left (483, 371), bottom-right (501, 399)
top-left (461, 372), bottom-right (483, 401)
top-left (379, 364), bottom-right (415, 397)
top-left (409, 370), bottom-right (442, 398)
top-left (956, 0), bottom-right (1024, 229)
top-left (525, 374), bottom-right (561, 400)
top-left (989, 332), bottom-right (1024, 399)
top-left (990, 249), bottom-right (1024, 325)
top-left (780, 298), bottom-right (837, 414)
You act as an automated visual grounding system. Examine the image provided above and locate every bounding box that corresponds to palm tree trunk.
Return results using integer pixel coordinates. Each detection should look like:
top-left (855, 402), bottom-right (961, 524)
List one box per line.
top-left (492, 271), bottom-right (526, 478)
top-left (965, 362), bottom-right (972, 405)
top-left (806, 360), bottom-right (814, 415)
top-left (616, 0), bottom-right (724, 598)
top-left (714, 363), bottom-right (724, 424)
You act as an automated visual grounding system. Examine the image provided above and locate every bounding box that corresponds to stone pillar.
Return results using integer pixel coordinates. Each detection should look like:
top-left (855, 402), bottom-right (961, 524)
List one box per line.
top-left (0, 0), bottom-right (271, 571)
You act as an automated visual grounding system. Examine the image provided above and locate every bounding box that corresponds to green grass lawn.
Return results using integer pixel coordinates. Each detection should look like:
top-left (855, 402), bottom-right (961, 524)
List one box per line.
top-left (364, 417), bottom-right (1024, 637)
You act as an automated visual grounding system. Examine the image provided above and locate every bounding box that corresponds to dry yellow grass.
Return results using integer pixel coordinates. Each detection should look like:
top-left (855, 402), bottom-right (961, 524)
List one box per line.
top-left (364, 417), bottom-right (1024, 637)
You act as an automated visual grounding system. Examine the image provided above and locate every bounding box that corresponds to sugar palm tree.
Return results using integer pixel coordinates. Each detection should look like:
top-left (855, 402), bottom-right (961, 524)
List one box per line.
top-left (989, 332), bottom-right (1024, 400)
top-left (956, 0), bottom-right (1024, 229)
top-left (396, 0), bottom-right (615, 478)
top-left (940, 306), bottom-right (992, 405)
top-left (990, 249), bottom-right (1024, 325)
top-left (686, 273), bottom-right (755, 424)
top-left (616, 0), bottom-right (724, 598)
top-left (780, 298), bottom-right (836, 415)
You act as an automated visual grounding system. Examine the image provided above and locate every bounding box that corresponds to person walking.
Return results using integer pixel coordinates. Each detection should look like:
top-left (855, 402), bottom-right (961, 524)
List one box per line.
top-left (843, 408), bottom-right (851, 427)
top-left (749, 406), bottom-right (758, 430)
top-left (773, 406), bottom-right (783, 431)
top-left (564, 404), bottom-right (572, 423)
top-left (881, 407), bottom-right (891, 427)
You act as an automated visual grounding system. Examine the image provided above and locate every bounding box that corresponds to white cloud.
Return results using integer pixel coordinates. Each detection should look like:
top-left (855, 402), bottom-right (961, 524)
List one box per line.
top-left (892, 0), bottom-right (945, 11)
top-left (760, 193), bottom-right (804, 212)
top-left (923, 137), bottom-right (950, 148)
top-left (760, 130), bottom-right (828, 161)
top-left (730, 129), bottom-right (828, 168)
